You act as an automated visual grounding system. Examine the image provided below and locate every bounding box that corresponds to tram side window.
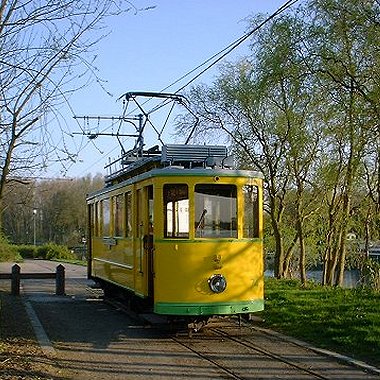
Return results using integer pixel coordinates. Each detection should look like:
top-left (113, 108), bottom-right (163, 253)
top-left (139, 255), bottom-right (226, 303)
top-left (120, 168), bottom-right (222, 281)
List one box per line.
top-left (102, 198), bottom-right (111, 237)
top-left (89, 204), bottom-right (95, 237)
top-left (113, 194), bottom-right (123, 237)
top-left (125, 191), bottom-right (132, 237)
top-left (195, 184), bottom-right (237, 238)
top-left (243, 185), bottom-right (259, 238)
top-left (164, 184), bottom-right (189, 238)
top-left (94, 202), bottom-right (100, 237)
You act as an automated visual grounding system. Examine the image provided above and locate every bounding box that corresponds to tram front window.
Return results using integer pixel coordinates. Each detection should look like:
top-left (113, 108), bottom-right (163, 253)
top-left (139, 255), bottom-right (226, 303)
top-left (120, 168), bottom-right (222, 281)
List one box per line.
top-left (195, 184), bottom-right (237, 238)
top-left (164, 184), bottom-right (189, 238)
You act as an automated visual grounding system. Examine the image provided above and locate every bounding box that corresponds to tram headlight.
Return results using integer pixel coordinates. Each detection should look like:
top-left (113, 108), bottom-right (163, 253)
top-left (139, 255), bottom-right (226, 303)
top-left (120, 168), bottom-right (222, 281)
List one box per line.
top-left (208, 274), bottom-right (227, 293)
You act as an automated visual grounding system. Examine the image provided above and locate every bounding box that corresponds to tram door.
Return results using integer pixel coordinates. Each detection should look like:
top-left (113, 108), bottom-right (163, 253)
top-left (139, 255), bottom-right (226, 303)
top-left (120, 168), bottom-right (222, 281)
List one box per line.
top-left (136, 185), bottom-right (154, 299)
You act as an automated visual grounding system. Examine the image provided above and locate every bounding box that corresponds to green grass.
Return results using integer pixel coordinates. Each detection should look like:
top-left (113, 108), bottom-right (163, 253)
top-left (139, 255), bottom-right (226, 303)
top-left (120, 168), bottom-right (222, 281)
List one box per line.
top-left (258, 278), bottom-right (380, 368)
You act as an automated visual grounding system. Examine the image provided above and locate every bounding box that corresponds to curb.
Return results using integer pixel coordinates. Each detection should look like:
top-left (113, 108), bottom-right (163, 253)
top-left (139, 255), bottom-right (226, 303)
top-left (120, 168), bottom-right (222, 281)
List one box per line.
top-left (20, 284), bottom-right (56, 358)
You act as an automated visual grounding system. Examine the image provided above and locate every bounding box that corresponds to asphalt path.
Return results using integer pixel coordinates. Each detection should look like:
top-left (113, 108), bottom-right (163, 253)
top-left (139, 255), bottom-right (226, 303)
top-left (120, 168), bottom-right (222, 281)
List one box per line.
top-left (0, 260), bottom-right (379, 379)
top-left (1, 260), bottom-right (229, 379)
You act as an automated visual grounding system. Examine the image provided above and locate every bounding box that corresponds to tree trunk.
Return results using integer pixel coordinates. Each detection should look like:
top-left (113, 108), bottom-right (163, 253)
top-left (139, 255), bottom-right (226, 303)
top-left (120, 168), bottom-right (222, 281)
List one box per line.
top-left (283, 234), bottom-right (299, 278)
top-left (273, 222), bottom-right (285, 278)
top-left (335, 193), bottom-right (351, 287)
top-left (297, 219), bottom-right (307, 285)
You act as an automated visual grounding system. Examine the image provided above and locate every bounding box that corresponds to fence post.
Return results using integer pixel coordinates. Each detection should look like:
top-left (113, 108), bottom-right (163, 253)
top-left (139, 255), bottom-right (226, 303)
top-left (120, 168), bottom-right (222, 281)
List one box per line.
top-left (11, 264), bottom-right (20, 296)
top-left (56, 264), bottom-right (65, 296)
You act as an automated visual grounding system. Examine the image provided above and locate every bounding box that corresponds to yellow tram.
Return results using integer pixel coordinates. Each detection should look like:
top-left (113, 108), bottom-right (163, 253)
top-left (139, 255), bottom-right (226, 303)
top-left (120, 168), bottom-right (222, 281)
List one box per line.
top-left (87, 144), bottom-right (264, 317)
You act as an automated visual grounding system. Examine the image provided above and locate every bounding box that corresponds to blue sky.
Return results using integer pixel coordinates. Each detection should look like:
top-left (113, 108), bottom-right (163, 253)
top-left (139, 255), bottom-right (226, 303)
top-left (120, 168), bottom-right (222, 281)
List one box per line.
top-left (51, 0), bottom-right (290, 178)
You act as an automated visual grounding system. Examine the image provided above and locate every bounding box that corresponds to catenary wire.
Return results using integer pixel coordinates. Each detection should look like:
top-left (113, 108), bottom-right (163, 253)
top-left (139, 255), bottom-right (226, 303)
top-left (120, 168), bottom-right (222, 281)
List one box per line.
top-left (73, 0), bottom-right (300, 177)
top-left (147, 0), bottom-right (300, 115)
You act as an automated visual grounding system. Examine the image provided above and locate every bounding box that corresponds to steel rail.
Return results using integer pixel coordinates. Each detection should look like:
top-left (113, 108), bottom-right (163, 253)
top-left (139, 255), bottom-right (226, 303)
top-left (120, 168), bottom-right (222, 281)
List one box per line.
top-left (171, 335), bottom-right (245, 380)
top-left (211, 326), bottom-right (330, 380)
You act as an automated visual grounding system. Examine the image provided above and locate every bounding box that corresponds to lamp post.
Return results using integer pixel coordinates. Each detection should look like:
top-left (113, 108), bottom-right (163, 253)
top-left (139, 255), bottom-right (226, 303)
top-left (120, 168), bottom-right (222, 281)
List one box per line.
top-left (33, 209), bottom-right (37, 246)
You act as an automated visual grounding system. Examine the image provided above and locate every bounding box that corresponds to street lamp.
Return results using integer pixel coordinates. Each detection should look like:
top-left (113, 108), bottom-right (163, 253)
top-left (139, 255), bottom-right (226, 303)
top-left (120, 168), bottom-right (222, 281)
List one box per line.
top-left (33, 209), bottom-right (37, 246)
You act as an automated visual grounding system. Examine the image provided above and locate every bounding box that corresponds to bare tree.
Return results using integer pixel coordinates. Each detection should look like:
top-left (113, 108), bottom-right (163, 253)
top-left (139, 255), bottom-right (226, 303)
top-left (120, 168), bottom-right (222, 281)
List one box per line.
top-left (0, 0), bottom-right (148, 220)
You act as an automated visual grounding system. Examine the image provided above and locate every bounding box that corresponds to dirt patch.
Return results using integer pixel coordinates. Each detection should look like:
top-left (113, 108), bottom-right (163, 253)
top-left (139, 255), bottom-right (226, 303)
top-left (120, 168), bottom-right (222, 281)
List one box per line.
top-left (0, 291), bottom-right (65, 379)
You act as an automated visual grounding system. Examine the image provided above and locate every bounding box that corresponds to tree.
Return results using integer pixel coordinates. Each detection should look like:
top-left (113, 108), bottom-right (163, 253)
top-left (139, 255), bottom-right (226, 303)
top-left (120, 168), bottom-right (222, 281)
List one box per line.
top-left (0, 0), bottom-right (145, 224)
top-left (2, 174), bottom-right (103, 245)
top-left (308, 0), bottom-right (380, 285)
top-left (177, 0), bottom-right (380, 285)
top-left (178, 13), bottom-right (322, 281)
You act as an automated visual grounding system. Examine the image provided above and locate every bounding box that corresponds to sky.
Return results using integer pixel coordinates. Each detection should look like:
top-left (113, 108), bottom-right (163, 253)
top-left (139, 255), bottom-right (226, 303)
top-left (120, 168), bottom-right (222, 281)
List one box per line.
top-left (48, 0), bottom-right (290, 178)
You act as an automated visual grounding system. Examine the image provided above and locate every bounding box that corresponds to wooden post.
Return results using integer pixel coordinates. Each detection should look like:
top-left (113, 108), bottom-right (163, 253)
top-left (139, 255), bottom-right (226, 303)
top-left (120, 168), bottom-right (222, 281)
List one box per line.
top-left (11, 264), bottom-right (20, 296)
top-left (56, 264), bottom-right (65, 296)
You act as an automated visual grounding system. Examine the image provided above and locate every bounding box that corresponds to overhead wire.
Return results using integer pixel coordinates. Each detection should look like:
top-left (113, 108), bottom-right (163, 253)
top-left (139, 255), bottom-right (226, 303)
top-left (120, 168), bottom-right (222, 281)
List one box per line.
top-left (175, 0), bottom-right (299, 94)
top-left (74, 0), bottom-right (300, 176)
top-left (147, 0), bottom-right (300, 115)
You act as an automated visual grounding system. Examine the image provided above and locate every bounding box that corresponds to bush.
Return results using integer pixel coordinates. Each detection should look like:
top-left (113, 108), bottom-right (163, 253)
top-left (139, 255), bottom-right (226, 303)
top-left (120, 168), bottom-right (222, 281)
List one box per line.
top-left (36, 243), bottom-right (76, 261)
top-left (16, 245), bottom-right (38, 259)
top-left (0, 240), bottom-right (76, 262)
top-left (0, 234), bottom-right (22, 262)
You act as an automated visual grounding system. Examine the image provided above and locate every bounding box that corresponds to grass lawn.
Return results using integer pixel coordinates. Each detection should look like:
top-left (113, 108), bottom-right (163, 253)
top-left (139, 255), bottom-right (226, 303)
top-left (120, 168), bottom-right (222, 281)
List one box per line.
top-left (258, 278), bottom-right (380, 368)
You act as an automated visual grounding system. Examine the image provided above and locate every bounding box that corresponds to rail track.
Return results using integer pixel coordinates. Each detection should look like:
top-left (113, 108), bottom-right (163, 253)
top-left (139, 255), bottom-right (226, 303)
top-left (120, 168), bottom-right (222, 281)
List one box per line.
top-left (2, 261), bottom-right (378, 379)
top-left (171, 319), bottom-right (332, 380)
top-left (103, 295), bottom-right (379, 379)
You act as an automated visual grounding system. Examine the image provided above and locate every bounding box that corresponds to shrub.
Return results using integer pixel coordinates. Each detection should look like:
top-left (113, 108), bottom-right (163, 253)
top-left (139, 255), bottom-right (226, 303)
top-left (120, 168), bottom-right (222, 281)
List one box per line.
top-left (37, 243), bottom-right (76, 261)
top-left (0, 234), bottom-right (22, 262)
top-left (0, 240), bottom-right (77, 262)
top-left (16, 245), bottom-right (38, 259)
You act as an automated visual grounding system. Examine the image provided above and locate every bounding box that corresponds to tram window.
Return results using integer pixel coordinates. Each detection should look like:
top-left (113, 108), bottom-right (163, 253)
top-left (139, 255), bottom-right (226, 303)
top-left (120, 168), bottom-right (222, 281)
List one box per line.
top-left (94, 202), bottom-right (100, 237)
top-left (125, 192), bottom-right (132, 237)
top-left (195, 184), bottom-right (237, 238)
top-left (89, 204), bottom-right (95, 237)
top-left (113, 194), bottom-right (123, 237)
top-left (102, 198), bottom-right (111, 237)
top-left (148, 185), bottom-right (154, 227)
top-left (243, 185), bottom-right (259, 238)
top-left (164, 184), bottom-right (189, 238)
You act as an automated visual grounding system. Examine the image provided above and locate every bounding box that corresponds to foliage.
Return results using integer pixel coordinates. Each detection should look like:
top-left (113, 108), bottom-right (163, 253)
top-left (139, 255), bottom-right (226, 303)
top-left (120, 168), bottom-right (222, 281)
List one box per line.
top-left (36, 243), bottom-right (76, 261)
top-left (178, 0), bottom-right (380, 285)
top-left (0, 234), bottom-right (21, 262)
top-left (16, 245), bottom-right (38, 259)
top-left (260, 278), bottom-right (380, 367)
top-left (0, 242), bottom-right (76, 262)
top-left (360, 259), bottom-right (380, 291)
top-left (2, 175), bottom-right (103, 246)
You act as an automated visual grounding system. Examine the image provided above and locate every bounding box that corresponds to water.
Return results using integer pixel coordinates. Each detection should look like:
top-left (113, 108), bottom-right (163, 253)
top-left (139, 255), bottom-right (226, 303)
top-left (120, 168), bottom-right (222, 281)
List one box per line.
top-left (264, 269), bottom-right (361, 288)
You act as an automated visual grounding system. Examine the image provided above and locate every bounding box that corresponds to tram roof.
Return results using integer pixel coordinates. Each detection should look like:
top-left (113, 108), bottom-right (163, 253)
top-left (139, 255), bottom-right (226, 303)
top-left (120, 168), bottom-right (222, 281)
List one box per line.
top-left (88, 144), bottom-right (263, 200)
top-left (87, 165), bottom-right (263, 200)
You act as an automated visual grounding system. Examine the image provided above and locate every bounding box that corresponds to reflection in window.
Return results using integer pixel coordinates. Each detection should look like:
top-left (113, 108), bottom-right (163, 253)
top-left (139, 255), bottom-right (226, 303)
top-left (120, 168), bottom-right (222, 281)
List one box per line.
top-left (125, 192), bottom-right (132, 237)
top-left (243, 185), bottom-right (259, 238)
top-left (148, 185), bottom-right (154, 227)
top-left (114, 194), bottom-right (123, 237)
top-left (195, 184), bottom-right (237, 238)
top-left (89, 204), bottom-right (95, 237)
top-left (94, 202), bottom-right (100, 237)
top-left (102, 198), bottom-right (110, 237)
top-left (164, 184), bottom-right (189, 238)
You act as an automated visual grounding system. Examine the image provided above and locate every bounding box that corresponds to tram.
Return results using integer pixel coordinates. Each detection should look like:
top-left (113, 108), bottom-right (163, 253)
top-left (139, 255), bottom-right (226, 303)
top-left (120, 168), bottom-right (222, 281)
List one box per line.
top-left (86, 93), bottom-right (264, 318)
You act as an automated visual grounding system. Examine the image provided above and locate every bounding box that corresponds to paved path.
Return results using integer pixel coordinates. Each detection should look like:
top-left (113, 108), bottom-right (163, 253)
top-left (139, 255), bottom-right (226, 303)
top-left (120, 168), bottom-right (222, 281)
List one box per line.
top-left (0, 260), bottom-right (379, 379)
